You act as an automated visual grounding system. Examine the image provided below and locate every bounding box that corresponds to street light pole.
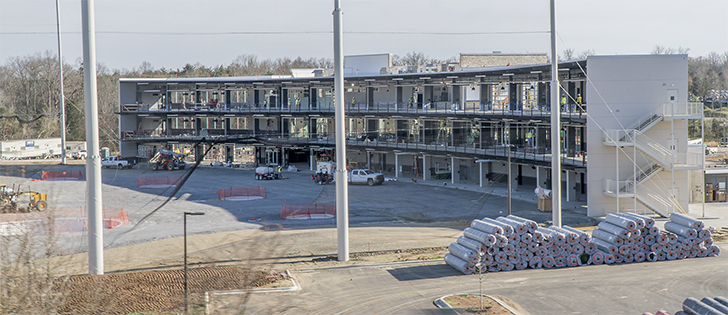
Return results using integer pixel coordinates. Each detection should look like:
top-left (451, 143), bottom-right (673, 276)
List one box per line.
top-left (184, 211), bottom-right (205, 314)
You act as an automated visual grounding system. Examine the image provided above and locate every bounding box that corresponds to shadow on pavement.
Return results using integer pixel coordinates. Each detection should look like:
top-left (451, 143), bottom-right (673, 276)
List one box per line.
top-left (387, 263), bottom-right (462, 281)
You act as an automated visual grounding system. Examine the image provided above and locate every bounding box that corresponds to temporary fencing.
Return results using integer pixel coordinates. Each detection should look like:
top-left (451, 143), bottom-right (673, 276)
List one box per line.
top-left (280, 203), bottom-right (335, 220)
top-left (0, 206), bottom-right (128, 236)
top-left (137, 176), bottom-right (182, 188)
top-left (445, 213), bottom-right (720, 275)
top-left (217, 186), bottom-right (266, 201)
top-left (41, 170), bottom-right (83, 181)
top-left (105, 208), bottom-right (129, 229)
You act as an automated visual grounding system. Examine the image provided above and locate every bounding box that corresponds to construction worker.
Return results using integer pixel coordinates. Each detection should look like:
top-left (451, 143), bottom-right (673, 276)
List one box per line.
top-left (351, 97), bottom-right (356, 108)
top-left (408, 97), bottom-right (413, 108)
top-left (277, 165), bottom-right (283, 179)
top-left (287, 98), bottom-right (291, 109)
top-left (526, 130), bottom-right (533, 147)
top-left (296, 97), bottom-right (301, 109)
top-left (560, 95), bottom-right (567, 112)
top-left (576, 94), bottom-right (583, 117)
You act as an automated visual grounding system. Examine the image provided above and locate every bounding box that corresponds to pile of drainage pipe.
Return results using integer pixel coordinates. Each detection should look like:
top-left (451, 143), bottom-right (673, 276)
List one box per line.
top-left (444, 213), bottom-right (720, 275)
top-left (679, 296), bottom-right (728, 315)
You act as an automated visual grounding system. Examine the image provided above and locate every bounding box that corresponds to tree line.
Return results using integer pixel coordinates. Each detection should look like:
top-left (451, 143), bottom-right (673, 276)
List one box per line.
top-left (0, 49), bottom-right (726, 147)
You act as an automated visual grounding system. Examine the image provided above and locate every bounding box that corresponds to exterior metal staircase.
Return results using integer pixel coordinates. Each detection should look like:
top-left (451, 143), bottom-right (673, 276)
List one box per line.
top-left (602, 103), bottom-right (702, 217)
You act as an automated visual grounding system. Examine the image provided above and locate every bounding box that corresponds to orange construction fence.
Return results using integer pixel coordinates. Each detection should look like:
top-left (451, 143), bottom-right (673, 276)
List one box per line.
top-left (137, 176), bottom-right (182, 188)
top-left (105, 208), bottom-right (129, 229)
top-left (41, 170), bottom-right (83, 181)
top-left (280, 203), bottom-right (335, 220)
top-left (81, 207), bottom-right (129, 230)
top-left (217, 186), bottom-right (266, 200)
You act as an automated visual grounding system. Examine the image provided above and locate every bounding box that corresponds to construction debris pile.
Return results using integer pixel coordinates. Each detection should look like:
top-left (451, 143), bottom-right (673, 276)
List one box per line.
top-left (445, 213), bottom-right (720, 275)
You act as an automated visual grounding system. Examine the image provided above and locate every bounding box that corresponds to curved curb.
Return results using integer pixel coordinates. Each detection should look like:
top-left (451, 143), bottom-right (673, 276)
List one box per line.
top-left (434, 293), bottom-right (523, 315)
top-left (433, 294), bottom-right (460, 315)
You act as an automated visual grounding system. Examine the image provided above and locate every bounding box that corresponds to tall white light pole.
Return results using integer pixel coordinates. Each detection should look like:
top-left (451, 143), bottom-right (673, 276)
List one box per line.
top-left (56, 0), bottom-right (67, 165)
top-left (550, 0), bottom-right (562, 227)
top-left (333, 0), bottom-right (349, 262)
top-left (82, 0), bottom-right (104, 275)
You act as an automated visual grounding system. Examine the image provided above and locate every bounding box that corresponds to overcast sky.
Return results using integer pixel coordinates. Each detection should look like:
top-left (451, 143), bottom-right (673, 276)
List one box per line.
top-left (1, 0), bottom-right (726, 71)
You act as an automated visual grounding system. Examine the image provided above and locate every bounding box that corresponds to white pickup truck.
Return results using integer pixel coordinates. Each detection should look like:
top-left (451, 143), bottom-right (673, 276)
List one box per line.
top-left (71, 150), bottom-right (87, 159)
top-left (345, 169), bottom-right (385, 186)
top-left (101, 156), bottom-right (133, 169)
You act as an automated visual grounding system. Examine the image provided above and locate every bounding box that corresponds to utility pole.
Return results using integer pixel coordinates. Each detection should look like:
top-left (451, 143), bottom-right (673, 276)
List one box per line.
top-left (82, 0), bottom-right (104, 275)
top-left (333, 0), bottom-right (349, 262)
top-left (549, 0), bottom-right (562, 227)
top-left (507, 123), bottom-right (512, 215)
top-left (56, 0), bottom-right (67, 165)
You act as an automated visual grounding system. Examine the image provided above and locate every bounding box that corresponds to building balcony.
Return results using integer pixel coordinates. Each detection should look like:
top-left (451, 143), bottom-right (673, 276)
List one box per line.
top-left (119, 101), bottom-right (588, 121)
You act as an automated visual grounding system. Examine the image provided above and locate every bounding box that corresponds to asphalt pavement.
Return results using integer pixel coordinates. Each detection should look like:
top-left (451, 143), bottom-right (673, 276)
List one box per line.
top-left (238, 244), bottom-right (728, 314)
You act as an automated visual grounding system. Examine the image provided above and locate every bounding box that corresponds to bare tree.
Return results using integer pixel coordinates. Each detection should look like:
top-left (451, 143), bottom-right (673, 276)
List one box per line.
top-left (578, 49), bottom-right (596, 59)
top-left (560, 48), bottom-right (575, 61)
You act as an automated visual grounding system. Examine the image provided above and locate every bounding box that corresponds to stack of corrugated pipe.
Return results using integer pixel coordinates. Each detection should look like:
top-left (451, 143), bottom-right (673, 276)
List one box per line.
top-left (445, 213), bottom-right (720, 275)
top-left (590, 212), bottom-right (719, 266)
top-left (444, 215), bottom-right (597, 274)
top-left (679, 296), bottom-right (728, 315)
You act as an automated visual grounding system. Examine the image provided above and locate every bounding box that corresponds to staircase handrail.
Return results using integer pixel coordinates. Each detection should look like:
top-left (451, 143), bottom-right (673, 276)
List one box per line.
top-left (603, 179), bottom-right (634, 195)
top-left (674, 151), bottom-right (703, 167)
top-left (669, 102), bottom-right (703, 117)
top-left (636, 185), bottom-right (675, 216)
top-left (603, 129), bottom-right (632, 144)
top-left (626, 103), bottom-right (665, 132)
top-left (633, 134), bottom-right (671, 166)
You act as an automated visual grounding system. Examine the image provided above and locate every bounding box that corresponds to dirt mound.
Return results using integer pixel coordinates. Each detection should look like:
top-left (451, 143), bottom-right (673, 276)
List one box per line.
top-left (58, 267), bottom-right (282, 315)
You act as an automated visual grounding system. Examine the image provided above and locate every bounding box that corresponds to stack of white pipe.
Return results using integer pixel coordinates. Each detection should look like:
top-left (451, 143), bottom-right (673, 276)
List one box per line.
top-left (589, 212), bottom-right (719, 265)
top-left (445, 214), bottom-right (596, 273)
top-left (445, 212), bottom-right (720, 275)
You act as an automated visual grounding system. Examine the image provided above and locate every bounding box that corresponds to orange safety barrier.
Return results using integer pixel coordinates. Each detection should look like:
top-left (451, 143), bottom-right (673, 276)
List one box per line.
top-left (217, 186), bottom-right (266, 200)
top-left (137, 176), bottom-right (182, 188)
top-left (105, 208), bottom-right (129, 229)
top-left (41, 170), bottom-right (83, 181)
top-left (280, 203), bottom-right (335, 220)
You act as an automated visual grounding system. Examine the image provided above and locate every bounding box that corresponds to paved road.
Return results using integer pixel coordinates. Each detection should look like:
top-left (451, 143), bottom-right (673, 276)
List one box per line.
top-left (0, 163), bottom-right (591, 253)
top-left (241, 244), bottom-right (728, 315)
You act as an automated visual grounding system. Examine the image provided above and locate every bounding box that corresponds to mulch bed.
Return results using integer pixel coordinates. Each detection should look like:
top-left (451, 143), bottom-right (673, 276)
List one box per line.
top-left (443, 294), bottom-right (514, 315)
top-left (57, 266), bottom-right (285, 315)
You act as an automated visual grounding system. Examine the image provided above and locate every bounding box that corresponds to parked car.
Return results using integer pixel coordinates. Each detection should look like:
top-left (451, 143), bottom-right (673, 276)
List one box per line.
top-left (72, 150), bottom-right (87, 160)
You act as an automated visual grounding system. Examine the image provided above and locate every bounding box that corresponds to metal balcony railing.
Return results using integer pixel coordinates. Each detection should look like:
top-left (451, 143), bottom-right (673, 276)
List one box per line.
top-left (120, 101), bottom-right (588, 120)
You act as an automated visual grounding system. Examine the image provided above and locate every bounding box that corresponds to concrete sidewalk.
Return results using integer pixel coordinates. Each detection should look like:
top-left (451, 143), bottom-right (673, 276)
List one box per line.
top-left (384, 172), bottom-right (587, 212)
top-left (387, 171), bottom-right (727, 230)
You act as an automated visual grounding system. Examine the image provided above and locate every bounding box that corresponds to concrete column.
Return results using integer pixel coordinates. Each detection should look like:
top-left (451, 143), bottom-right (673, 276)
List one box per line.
top-left (566, 170), bottom-right (571, 202)
top-left (567, 170), bottom-right (577, 202)
top-left (395, 154), bottom-right (401, 178)
top-left (310, 149), bottom-right (314, 171)
top-left (423, 155), bottom-right (430, 181)
top-left (536, 166), bottom-right (541, 188)
top-left (366, 151), bottom-right (371, 169)
top-left (451, 157), bottom-right (460, 184)
top-left (479, 162), bottom-right (484, 187)
top-left (459, 86), bottom-right (466, 110)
